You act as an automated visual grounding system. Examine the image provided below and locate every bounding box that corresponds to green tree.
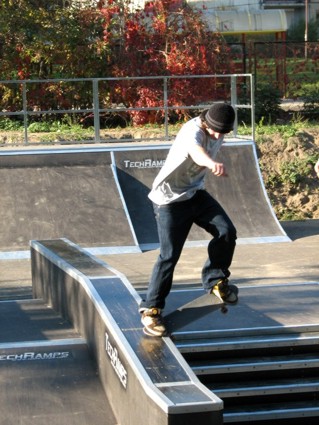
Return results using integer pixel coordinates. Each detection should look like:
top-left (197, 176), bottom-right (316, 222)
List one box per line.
top-left (0, 0), bottom-right (110, 79)
top-left (0, 1), bottom-right (112, 114)
top-left (287, 18), bottom-right (319, 42)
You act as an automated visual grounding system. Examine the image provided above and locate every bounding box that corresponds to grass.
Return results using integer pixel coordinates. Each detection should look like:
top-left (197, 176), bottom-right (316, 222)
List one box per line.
top-left (0, 117), bottom-right (254, 145)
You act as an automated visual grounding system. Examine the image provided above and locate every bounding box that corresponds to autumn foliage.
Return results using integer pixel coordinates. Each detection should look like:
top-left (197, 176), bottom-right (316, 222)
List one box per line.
top-left (98, 0), bottom-right (232, 123)
top-left (0, 0), bottom-right (232, 124)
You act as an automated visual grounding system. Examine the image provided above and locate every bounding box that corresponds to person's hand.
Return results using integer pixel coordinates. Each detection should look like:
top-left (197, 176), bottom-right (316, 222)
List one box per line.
top-left (211, 161), bottom-right (227, 177)
top-left (315, 159), bottom-right (319, 177)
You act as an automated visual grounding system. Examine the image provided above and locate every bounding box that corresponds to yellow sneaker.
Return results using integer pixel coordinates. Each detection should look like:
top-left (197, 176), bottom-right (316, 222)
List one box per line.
top-left (212, 279), bottom-right (238, 304)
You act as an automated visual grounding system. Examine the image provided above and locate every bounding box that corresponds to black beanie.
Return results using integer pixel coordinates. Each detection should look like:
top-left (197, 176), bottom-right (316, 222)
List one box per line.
top-left (201, 103), bottom-right (235, 133)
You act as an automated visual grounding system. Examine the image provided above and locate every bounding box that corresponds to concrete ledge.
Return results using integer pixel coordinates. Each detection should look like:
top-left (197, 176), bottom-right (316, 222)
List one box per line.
top-left (30, 238), bottom-right (223, 425)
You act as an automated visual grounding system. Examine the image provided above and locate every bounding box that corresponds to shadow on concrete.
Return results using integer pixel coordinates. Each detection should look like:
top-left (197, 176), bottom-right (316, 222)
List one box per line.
top-left (281, 220), bottom-right (319, 241)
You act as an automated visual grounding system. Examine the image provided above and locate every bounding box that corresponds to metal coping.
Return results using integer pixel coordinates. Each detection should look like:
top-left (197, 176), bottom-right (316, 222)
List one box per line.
top-left (0, 232), bottom-right (292, 261)
top-left (0, 139), bottom-right (249, 156)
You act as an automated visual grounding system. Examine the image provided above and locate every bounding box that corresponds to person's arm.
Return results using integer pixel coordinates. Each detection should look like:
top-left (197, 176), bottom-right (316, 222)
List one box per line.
top-left (315, 159), bottom-right (319, 177)
top-left (188, 143), bottom-right (227, 177)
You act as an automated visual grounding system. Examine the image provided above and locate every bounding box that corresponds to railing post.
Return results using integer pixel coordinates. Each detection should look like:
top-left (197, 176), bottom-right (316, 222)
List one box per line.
top-left (230, 75), bottom-right (238, 137)
top-left (250, 74), bottom-right (255, 141)
top-left (163, 77), bottom-right (169, 141)
top-left (93, 79), bottom-right (101, 143)
top-left (22, 82), bottom-right (28, 145)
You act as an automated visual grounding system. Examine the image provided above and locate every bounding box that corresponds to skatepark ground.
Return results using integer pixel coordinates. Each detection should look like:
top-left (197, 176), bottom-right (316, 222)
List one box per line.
top-left (1, 219), bottom-right (318, 300)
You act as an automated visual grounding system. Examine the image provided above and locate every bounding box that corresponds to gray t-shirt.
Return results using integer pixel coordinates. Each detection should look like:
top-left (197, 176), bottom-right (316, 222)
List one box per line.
top-left (148, 117), bottom-right (224, 205)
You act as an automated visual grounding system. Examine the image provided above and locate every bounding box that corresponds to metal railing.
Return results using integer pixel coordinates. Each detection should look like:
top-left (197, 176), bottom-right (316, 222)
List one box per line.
top-left (0, 74), bottom-right (255, 145)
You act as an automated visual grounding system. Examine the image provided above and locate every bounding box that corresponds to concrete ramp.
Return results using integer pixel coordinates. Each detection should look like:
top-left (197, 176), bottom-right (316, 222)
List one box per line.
top-left (0, 149), bottom-right (137, 253)
top-left (0, 142), bottom-right (289, 256)
top-left (192, 141), bottom-right (289, 244)
top-left (112, 141), bottom-right (289, 250)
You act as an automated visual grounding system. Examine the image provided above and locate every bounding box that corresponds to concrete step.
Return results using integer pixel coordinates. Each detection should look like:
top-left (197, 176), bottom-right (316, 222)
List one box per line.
top-left (189, 353), bottom-right (319, 376)
top-left (223, 400), bottom-right (319, 423)
top-left (169, 284), bottom-right (319, 424)
top-left (0, 298), bottom-right (80, 344)
top-left (209, 377), bottom-right (319, 398)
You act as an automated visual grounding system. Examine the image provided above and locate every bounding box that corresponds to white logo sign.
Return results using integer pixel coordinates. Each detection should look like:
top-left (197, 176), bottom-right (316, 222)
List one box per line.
top-left (105, 332), bottom-right (127, 388)
top-left (123, 159), bottom-right (165, 169)
top-left (0, 351), bottom-right (70, 361)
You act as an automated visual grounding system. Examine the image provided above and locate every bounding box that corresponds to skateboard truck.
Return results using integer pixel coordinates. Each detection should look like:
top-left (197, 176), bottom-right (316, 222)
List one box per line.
top-left (212, 289), bottom-right (228, 314)
top-left (220, 304), bottom-right (228, 314)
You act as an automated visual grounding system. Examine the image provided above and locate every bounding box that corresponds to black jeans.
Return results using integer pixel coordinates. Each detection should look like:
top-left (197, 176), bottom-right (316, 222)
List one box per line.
top-left (141, 190), bottom-right (237, 310)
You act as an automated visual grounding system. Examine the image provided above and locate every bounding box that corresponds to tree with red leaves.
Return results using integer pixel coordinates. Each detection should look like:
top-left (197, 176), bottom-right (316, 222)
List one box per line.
top-left (98, 0), bottom-right (232, 124)
top-left (0, 1), bottom-right (232, 124)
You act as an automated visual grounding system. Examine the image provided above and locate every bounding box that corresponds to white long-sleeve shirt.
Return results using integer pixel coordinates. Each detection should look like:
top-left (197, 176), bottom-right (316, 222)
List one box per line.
top-left (148, 117), bottom-right (224, 205)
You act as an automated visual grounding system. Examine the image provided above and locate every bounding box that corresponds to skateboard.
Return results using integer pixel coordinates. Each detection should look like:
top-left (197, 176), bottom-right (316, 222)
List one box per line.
top-left (142, 284), bottom-right (238, 337)
top-left (178, 285), bottom-right (238, 314)
top-left (177, 287), bottom-right (233, 314)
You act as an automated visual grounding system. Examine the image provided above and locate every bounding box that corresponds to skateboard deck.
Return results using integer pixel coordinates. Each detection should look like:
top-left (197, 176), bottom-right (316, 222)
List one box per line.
top-left (178, 285), bottom-right (238, 312)
top-left (142, 285), bottom-right (238, 337)
top-left (178, 291), bottom-right (228, 314)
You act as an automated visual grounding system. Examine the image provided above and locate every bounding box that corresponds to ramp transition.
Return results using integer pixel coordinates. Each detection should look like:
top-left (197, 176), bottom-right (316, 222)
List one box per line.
top-left (112, 141), bottom-right (289, 250)
top-left (0, 141), bottom-right (289, 255)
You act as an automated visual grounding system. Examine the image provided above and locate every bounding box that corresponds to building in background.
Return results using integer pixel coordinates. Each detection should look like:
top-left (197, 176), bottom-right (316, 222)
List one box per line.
top-left (130, 1), bottom-right (318, 38)
top-left (129, 0), bottom-right (287, 38)
top-left (188, 0), bottom-right (287, 38)
top-left (262, 0), bottom-right (319, 29)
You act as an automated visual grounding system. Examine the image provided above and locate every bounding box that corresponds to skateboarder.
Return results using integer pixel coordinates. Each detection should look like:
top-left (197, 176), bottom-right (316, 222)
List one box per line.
top-left (139, 103), bottom-right (238, 337)
top-left (315, 159), bottom-right (319, 178)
